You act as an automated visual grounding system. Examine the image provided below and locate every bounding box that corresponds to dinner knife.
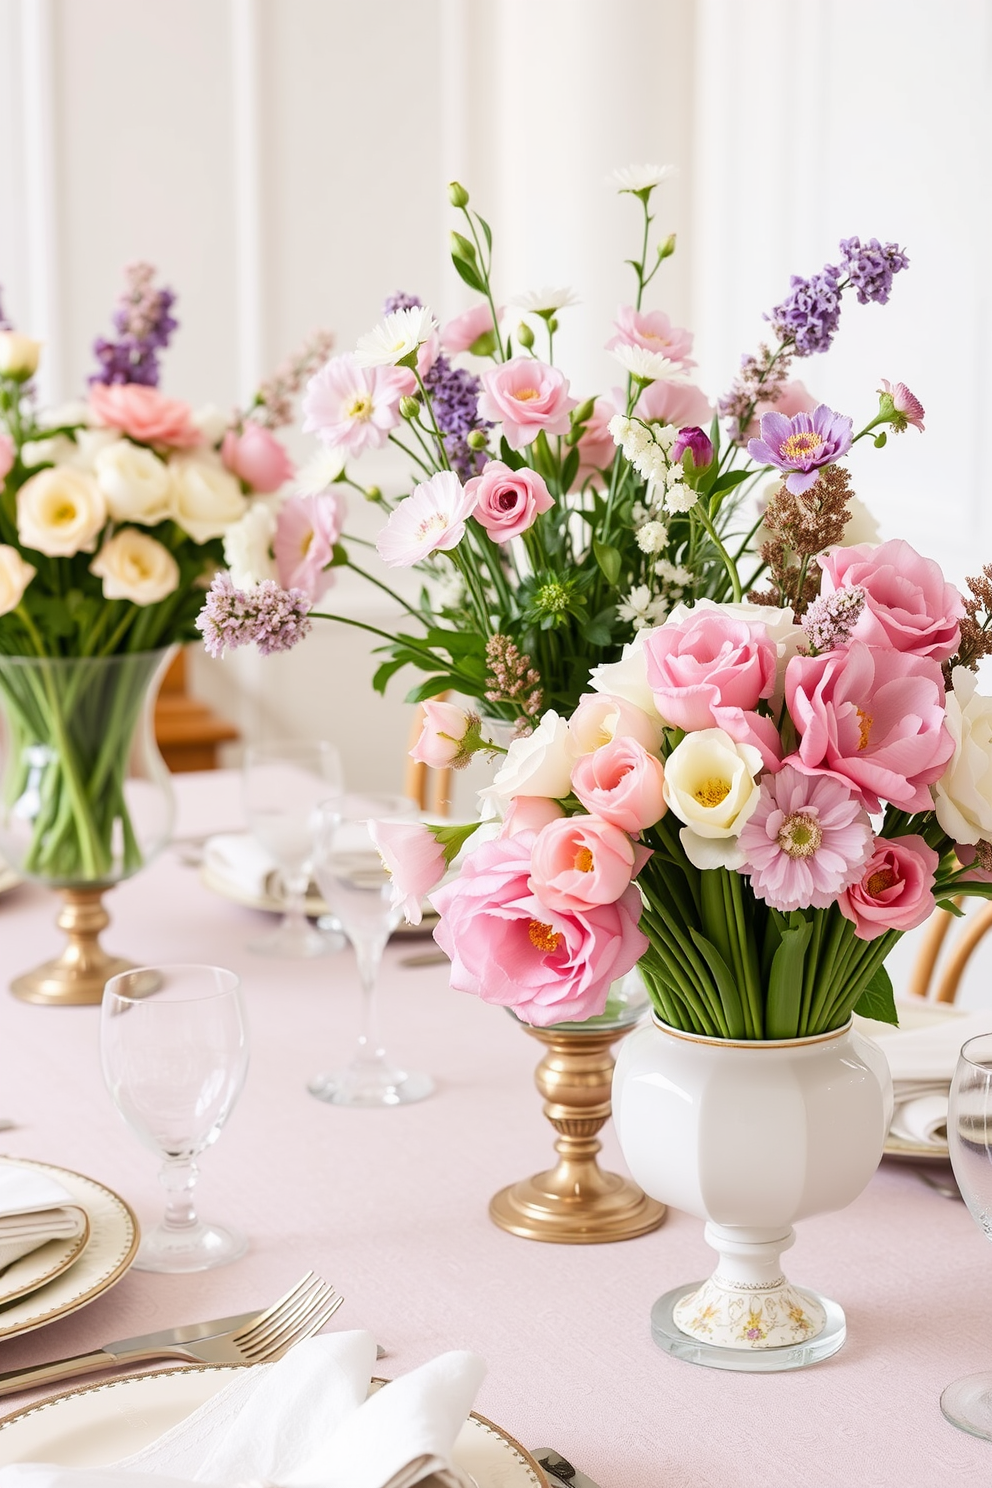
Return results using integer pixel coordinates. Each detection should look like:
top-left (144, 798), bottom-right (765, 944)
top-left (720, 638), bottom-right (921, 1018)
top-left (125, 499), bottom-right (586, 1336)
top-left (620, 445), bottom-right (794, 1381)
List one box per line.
top-left (531, 1447), bottom-right (602, 1488)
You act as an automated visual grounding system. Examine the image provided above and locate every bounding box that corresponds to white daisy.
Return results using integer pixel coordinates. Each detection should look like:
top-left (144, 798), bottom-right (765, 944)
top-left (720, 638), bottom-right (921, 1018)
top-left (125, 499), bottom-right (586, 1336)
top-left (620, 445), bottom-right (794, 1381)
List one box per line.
top-left (296, 446), bottom-right (347, 495)
top-left (610, 344), bottom-right (690, 382)
top-left (511, 286), bottom-right (580, 314)
top-left (655, 559), bottom-right (693, 586)
top-left (355, 306), bottom-right (437, 368)
top-left (611, 163), bottom-right (677, 194)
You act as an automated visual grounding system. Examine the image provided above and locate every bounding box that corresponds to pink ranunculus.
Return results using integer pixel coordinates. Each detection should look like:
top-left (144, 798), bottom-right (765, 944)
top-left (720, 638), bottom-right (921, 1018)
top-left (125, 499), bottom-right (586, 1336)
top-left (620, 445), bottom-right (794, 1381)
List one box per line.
top-left (464, 460), bottom-right (553, 544)
top-left (785, 640), bottom-right (954, 814)
top-left (742, 380), bottom-right (818, 441)
top-left (410, 700), bottom-right (473, 769)
top-left (89, 383), bottom-right (201, 449)
top-left (634, 378), bottom-right (714, 430)
top-left (571, 737), bottom-right (667, 835)
top-left (500, 795), bottom-right (567, 838)
top-left (431, 831), bottom-right (648, 1026)
top-left (221, 424), bottom-right (294, 493)
top-left (644, 609), bottom-right (778, 735)
top-left (476, 357), bottom-right (577, 451)
top-left (818, 538), bottom-right (963, 663)
top-left (272, 491), bottom-right (344, 601)
top-left (569, 691), bottom-right (664, 755)
top-left (301, 353), bottom-right (413, 458)
top-left (0, 432), bottom-right (13, 483)
top-left (529, 815), bottom-right (648, 915)
top-left (442, 302), bottom-right (503, 355)
top-left (838, 833), bottom-right (940, 941)
top-left (573, 397), bottom-right (617, 487)
top-left (606, 306), bottom-right (695, 366)
top-left (369, 820), bottom-right (447, 927)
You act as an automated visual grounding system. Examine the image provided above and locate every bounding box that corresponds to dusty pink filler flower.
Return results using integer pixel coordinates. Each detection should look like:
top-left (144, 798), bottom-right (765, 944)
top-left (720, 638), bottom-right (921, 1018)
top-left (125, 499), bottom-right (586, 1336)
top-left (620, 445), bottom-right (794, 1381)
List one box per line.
top-left (737, 764), bottom-right (873, 912)
top-left (369, 820), bottom-right (447, 927)
top-left (273, 490), bottom-right (344, 601)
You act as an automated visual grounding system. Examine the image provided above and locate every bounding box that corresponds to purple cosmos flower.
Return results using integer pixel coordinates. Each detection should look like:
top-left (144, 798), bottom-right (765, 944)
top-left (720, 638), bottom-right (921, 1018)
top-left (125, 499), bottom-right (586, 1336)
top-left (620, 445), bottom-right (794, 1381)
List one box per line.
top-left (671, 425), bottom-right (713, 469)
top-left (768, 266), bottom-right (842, 357)
top-left (839, 237), bottom-right (909, 306)
top-left (197, 573), bottom-right (312, 658)
top-left (747, 404), bottom-right (854, 494)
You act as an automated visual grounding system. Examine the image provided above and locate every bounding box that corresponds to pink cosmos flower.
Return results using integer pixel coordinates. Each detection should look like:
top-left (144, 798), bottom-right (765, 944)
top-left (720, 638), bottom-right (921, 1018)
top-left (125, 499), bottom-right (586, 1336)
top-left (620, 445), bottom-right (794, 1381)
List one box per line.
top-left (465, 460), bottom-right (553, 544)
top-left (221, 424), bottom-right (294, 493)
top-left (409, 700), bottom-right (473, 769)
top-left (571, 736), bottom-right (667, 835)
top-left (442, 302), bottom-right (503, 355)
top-left (737, 764), bottom-right (874, 912)
top-left (818, 538), bottom-right (963, 663)
top-left (606, 306), bottom-right (695, 366)
top-left (301, 353), bottom-right (413, 458)
top-left (375, 471), bottom-right (476, 568)
top-left (529, 815), bottom-right (648, 915)
top-left (838, 833), bottom-right (939, 941)
top-left (369, 820), bottom-right (447, 927)
top-left (785, 640), bottom-right (954, 813)
top-left (273, 491), bottom-right (343, 601)
top-left (500, 796), bottom-right (567, 838)
top-left (89, 383), bottom-right (201, 449)
top-left (476, 357), bottom-right (577, 450)
top-left (747, 404), bottom-right (854, 495)
top-left (574, 397), bottom-right (617, 487)
top-left (879, 379), bottom-right (925, 432)
top-left (634, 378), bottom-right (714, 430)
top-left (431, 831), bottom-right (648, 1026)
top-left (644, 609), bottom-right (778, 735)
top-left (0, 433), bottom-right (13, 483)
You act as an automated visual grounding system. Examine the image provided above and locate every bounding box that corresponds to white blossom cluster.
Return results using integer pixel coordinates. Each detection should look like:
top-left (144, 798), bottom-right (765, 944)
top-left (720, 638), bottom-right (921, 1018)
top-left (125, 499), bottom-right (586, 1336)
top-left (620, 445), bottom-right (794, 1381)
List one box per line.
top-left (608, 414), bottom-right (698, 514)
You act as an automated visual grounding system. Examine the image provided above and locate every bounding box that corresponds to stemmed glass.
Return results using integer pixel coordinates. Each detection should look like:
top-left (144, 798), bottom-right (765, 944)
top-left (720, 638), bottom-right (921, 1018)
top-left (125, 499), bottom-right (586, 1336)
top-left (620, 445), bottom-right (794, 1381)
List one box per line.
top-left (309, 792), bottom-right (434, 1108)
top-left (101, 964), bottom-right (249, 1273)
top-left (942, 1032), bottom-right (992, 1437)
top-left (243, 740), bottom-right (344, 957)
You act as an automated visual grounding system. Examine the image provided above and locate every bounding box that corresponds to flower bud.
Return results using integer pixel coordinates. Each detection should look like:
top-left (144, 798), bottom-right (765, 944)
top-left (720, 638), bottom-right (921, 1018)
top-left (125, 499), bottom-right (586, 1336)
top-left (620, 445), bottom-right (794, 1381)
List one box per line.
top-left (547, 316), bottom-right (559, 334)
top-left (873, 431), bottom-right (887, 448)
top-left (399, 395), bottom-right (421, 420)
top-left (517, 321), bottom-right (535, 349)
top-left (671, 425), bottom-right (713, 471)
top-left (0, 332), bottom-right (42, 381)
top-left (466, 429), bottom-right (488, 451)
top-left (658, 233), bottom-right (677, 261)
top-left (571, 397), bottom-right (596, 427)
top-left (365, 485), bottom-right (383, 503)
top-left (448, 181), bottom-right (470, 208)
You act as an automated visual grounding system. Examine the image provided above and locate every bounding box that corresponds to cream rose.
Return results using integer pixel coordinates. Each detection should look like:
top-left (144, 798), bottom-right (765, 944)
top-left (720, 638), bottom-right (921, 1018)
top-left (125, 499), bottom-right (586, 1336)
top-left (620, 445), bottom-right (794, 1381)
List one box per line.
top-left (17, 467), bottom-right (107, 556)
top-left (480, 710), bottom-right (577, 811)
top-left (94, 440), bottom-right (173, 525)
top-left (90, 528), bottom-right (179, 605)
top-left (0, 545), bottom-right (36, 614)
top-left (0, 332), bottom-right (41, 379)
top-left (663, 726), bottom-right (764, 870)
top-left (589, 631), bottom-right (665, 723)
top-left (934, 668), bottom-right (992, 845)
top-left (223, 501), bottom-right (278, 587)
top-left (169, 453), bottom-right (248, 543)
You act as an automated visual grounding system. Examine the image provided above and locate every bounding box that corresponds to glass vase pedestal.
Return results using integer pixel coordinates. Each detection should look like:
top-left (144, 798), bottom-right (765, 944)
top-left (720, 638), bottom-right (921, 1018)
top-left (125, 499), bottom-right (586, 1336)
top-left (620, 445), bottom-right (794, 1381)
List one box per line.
top-left (11, 887), bottom-right (136, 1007)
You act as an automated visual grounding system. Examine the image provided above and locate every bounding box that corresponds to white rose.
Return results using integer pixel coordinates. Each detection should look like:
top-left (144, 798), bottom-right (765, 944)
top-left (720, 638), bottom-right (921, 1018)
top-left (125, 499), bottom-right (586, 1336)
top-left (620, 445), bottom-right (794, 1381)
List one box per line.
top-left (0, 545), bottom-right (36, 614)
top-left (934, 668), bottom-right (992, 845)
top-left (223, 500), bottom-right (278, 587)
top-left (0, 332), bottom-right (41, 379)
top-left (479, 710), bottom-right (577, 811)
top-left (839, 495), bottom-right (881, 548)
top-left (169, 453), bottom-right (248, 543)
top-left (20, 435), bottom-right (76, 469)
top-left (37, 400), bottom-right (91, 430)
top-left (17, 467), bottom-right (107, 556)
top-left (94, 440), bottom-right (173, 525)
top-left (191, 404), bottom-right (230, 446)
top-left (663, 727), bottom-right (764, 870)
top-left (89, 528), bottom-right (179, 605)
top-left (589, 631), bottom-right (664, 723)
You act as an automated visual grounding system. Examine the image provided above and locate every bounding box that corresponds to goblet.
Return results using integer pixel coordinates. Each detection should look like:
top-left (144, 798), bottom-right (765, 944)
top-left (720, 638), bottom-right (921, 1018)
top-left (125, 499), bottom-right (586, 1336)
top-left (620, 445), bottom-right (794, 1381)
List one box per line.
top-left (101, 964), bottom-right (249, 1272)
top-left (243, 740), bottom-right (344, 957)
top-left (309, 793), bottom-right (434, 1108)
top-left (942, 1032), bottom-right (992, 1437)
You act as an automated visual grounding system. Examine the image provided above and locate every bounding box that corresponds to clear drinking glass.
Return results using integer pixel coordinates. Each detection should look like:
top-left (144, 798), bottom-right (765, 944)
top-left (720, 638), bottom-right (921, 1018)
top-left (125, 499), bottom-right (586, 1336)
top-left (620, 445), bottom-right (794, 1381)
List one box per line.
top-left (243, 740), bottom-right (344, 957)
top-left (309, 792), bottom-right (434, 1108)
top-left (101, 964), bottom-right (249, 1273)
top-left (942, 1032), bottom-right (992, 1437)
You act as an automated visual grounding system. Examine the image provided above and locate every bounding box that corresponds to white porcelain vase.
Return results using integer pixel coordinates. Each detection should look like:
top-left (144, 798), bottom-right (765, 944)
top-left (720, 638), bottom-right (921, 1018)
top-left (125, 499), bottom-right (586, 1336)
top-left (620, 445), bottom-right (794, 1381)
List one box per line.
top-left (612, 1017), bottom-right (893, 1369)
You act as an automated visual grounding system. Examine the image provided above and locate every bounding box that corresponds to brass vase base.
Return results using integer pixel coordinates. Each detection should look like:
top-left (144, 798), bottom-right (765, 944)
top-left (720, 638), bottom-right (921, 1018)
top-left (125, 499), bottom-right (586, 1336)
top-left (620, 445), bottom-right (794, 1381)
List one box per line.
top-left (11, 887), bottom-right (134, 1007)
top-left (490, 1021), bottom-right (666, 1244)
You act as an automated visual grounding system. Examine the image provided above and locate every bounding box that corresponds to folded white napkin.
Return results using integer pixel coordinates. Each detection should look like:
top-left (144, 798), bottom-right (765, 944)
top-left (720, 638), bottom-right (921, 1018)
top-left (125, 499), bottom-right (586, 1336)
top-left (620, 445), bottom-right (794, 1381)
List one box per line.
top-left (889, 1091), bottom-right (949, 1148)
top-left (0, 1162), bottom-right (87, 1272)
top-left (202, 833), bottom-right (280, 900)
top-left (858, 1004), bottom-right (992, 1151)
top-left (0, 1332), bottom-right (486, 1488)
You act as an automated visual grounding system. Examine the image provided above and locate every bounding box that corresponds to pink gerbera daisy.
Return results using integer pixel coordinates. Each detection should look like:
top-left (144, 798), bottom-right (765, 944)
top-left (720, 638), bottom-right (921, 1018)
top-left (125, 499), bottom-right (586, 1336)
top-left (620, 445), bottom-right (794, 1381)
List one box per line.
top-left (736, 764), bottom-right (873, 912)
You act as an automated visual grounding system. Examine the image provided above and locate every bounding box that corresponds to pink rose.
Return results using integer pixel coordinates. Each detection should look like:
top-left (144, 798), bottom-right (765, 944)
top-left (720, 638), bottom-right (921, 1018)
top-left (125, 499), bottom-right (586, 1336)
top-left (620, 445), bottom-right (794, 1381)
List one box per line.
top-left (644, 609), bottom-right (777, 734)
top-left (221, 424), bottom-right (294, 493)
top-left (500, 796), bottom-right (566, 838)
top-left (442, 303), bottom-right (503, 355)
top-left (369, 820), bottom-right (447, 927)
top-left (819, 538), bottom-right (963, 663)
top-left (574, 397), bottom-right (617, 487)
top-left (571, 737), bottom-right (667, 835)
top-left (476, 357), bottom-right (577, 450)
top-left (409, 700), bottom-right (473, 769)
top-left (431, 831), bottom-right (648, 1026)
top-left (569, 692), bottom-right (664, 755)
top-left (89, 383), bottom-right (201, 449)
top-left (465, 460), bottom-right (554, 543)
top-left (606, 306), bottom-right (695, 366)
top-left (839, 834), bottom-right (939, 941)
top-left (634, 378), bottom-right (714, 430)
top-left (0, 433), bottom-right (13, 482)
top-left (529, 815), bottom-right (648, 915)
top-left (273, 491), bottom-right (343, 601)
top-left (785, 640), bottom-right (954, 813)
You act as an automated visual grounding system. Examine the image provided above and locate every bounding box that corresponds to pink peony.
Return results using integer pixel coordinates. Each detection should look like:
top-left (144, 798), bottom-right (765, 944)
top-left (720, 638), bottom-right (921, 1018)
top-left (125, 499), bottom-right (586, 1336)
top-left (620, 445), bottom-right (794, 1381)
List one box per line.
top-left (409, 700), bottom-right (473, 769)
top-left (838, 833), bottom-right (939, 941)
top-left (574, 397), bottom-right (617, 487)
top-left (644, 609), bottom-right (777, 735)
top-left (737, 764), bottom-right (874, 912)
top-left (89, 383), bottom-right (201, 449)
top-left (635, 378), bottom-right (714, 430)
top-left (273, 491), bottom-right (343, 601)
top-left (571, 736), bottom-right (667, 835)
top-left (500, 796), bottom-right (566, 837)
top-left (818, 538), bottom-right (963, 663)
top-left (301, 353), bottom-right (413, 458)
top-left (442, 302), bottom-right (503, 355)
top-left (476, 357), bottom-right (577, 450)
top-left (369, 820), bottom-right (447, 927)
top-left (785, 640), bottom-right (954, 813)
top-left (431, 831), bottom-right (648, 1026)
top-left (0, 433), bottom-right (13, 482)
top-left (221, 424), bottom-right (294, 493)
top-left (529, 815), bottom-right (648, 915)
top-left (606, 306), bottom-right (695, 366)
top-left (465, 460), bottom-right (553, 544)
top-left (375, 471), bottom-right (476, 568)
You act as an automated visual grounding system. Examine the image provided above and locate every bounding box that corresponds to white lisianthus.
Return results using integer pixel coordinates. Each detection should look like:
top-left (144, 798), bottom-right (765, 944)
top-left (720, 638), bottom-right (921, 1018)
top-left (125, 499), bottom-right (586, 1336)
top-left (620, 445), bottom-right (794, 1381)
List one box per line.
top-left (480, 710), bottom-right (577, 810)
top-left (20, 435), bottom-right (76, 469)
top-left (94, 440), bottom-right (173, 525)
top-left (568, 692), bottom-right (664, 755)
top-left (934, 668), bottom-right (992, 845)
top-left (223, 500), bottom-right (278, 587)
top-left (663, 728), bottom-right (764, 870)
top-left (90, 528), bottom-right (179, 605)
top-left (37, 400), bottom-right (90, 430)
top-left (0, 545), bottom-right (36, 614)
top-left (17, 467), bottom-right (107, 556)
top-left (589, 631), bottom-right (664, 723)
top-left (63, 428), bottom-right (119, 473)
top-left (169, 452), bottom-right (248, 543)
top-left (191, 404), bottom-right (231, 447)
top-left (612, 163), bottom-right (677, 193)
top-left (296, 446), bottom-right (347, 495)
top-left (355, 306), bottom-right (437, 368)
top-left (610, 344), bottom-right (688, 382)
top-left (0, 332), bottom-right (41, 379)
top-left (511, 286), bottom-right (580, 313)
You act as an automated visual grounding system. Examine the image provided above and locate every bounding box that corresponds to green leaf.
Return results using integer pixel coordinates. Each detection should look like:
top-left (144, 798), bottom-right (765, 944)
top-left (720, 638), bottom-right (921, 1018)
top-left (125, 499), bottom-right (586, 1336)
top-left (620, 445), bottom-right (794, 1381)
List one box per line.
top-left (475, 214), bottom-right (493, 252)
top-left (451, 255), bottom-right (487, 295)
top-left (560, 447), bottom-right (580, 493)
top-left (579, 619), bottom-right (612, 647)
top-left (405, 675), bottom-right (464, 704)
top-left (707, 468), bottom-right (751, 498)
top-left (498, 438), bottom-right (526, 470)
top-left (853, 964), bottom-right (898, 1026)
top-left (766, 915), bottom-right (814, 1039)
top-left (689, 929), bottom-right (746, 1039)
top-left (371, 657), bottom-right (406, 694)
top-left (592, 539), bottom-right (622, 587)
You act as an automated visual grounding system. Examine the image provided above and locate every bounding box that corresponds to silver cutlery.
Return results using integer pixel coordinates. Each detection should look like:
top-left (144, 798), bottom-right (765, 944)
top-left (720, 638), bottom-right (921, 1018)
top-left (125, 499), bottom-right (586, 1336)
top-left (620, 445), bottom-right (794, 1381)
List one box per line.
top-left (532, 1447), bottom-right (602, 1488)
top-left (912, 1167), bottom-right (962, 1200)
top-left (0, 1270), bottom-right (343, 1397)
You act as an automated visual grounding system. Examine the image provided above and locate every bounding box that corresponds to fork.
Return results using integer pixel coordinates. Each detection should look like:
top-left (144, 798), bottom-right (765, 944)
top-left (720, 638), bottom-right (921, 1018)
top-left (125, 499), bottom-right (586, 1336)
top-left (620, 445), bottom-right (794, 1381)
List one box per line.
top-left (0, 1270), bottom-right (342, 1397)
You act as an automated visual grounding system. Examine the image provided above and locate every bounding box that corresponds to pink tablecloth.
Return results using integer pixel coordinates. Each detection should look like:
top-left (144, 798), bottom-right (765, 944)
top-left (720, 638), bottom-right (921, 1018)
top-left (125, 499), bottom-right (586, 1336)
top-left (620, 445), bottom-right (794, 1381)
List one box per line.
top-left (0, 770), bottom-right (989, 1486)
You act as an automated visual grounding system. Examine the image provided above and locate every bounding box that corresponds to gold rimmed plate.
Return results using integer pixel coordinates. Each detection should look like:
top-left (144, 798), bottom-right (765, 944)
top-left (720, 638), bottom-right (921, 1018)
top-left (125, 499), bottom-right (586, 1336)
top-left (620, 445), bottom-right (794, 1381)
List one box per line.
top-left (0, 1210), bottom-right (90, 1310)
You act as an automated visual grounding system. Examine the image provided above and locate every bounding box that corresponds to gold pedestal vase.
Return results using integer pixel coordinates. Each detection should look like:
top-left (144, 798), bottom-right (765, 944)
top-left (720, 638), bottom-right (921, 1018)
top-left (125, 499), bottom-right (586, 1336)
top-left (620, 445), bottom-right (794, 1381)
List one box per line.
top-left (0, 649), bottom-right (175, 1006)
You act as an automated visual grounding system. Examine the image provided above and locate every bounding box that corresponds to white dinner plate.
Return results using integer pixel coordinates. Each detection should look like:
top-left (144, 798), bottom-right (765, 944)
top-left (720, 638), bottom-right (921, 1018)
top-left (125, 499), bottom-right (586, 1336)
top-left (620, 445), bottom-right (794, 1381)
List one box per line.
top-left (0, 1160), bottom-right (138, 1342)
top-left (200, 862), bottom-right (440, 938)
top-left (0, 1364), bottom-right (549, 1486)
top-left (0, 1209), bottom-right (90, 1309)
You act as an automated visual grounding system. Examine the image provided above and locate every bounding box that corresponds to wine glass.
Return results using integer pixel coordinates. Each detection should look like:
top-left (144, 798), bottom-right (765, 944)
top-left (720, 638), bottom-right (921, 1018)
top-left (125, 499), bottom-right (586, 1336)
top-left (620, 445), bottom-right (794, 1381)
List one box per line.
top-left (243, 740), bottom-right (344, 957)
top-left (942, 1032), bottom-right (992, 1436)
top-left (309, 792), bottom-right (434, 1108)
top-left (101, 964), bottom-right (249, 1273)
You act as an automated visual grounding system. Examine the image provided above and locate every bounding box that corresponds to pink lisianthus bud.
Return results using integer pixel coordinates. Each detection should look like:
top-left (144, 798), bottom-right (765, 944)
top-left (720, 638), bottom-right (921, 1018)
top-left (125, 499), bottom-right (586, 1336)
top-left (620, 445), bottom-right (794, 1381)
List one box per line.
top-left (409, 701), bottom-right (476, 769)
top-left (222, 424), bottom-right (294, 493)
top-left (670, 425), bottom-right (713, 471)
top-left (369, 820), bottom-right (447, 927)
top-left (0, 433), bottom-right (14, 483)
top-left (571, 737), bottom-right (667, 835)
top-left (877, 379), bottom-right (925, 433)
top-left (465, 460), bottom-right (554, 544)
top-left (500, 795), bottom-right (566, 838)
top-left (838, 834), bottom-right (939, 941)
top-left (273, 490), bottom-right (344, 602)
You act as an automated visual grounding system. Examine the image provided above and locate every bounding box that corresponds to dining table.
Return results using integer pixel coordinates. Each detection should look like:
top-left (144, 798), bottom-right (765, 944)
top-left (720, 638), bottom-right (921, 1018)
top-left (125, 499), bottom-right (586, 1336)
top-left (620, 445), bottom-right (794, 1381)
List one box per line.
top-left (0, 767), bottom-right (990, 1487)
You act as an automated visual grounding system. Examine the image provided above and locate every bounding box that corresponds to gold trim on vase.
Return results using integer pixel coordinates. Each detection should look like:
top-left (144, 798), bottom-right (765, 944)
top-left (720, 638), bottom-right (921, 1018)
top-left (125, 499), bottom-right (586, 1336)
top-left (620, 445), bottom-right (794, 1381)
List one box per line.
top-left (650, 1015), bottom-right (853, 1050)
